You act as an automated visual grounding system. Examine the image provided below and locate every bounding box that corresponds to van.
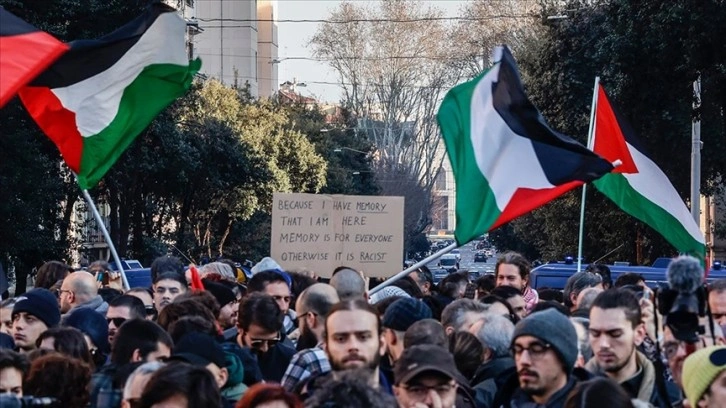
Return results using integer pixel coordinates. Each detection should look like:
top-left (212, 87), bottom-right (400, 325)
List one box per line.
top-left (529, 258), bottom-right (726, 290)
top-left (438, 254), bottom-right (459, 273)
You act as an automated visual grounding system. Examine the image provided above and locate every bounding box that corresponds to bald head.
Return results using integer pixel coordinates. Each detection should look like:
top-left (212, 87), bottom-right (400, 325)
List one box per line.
top-left (60, 271), bottom-right (98, 312)
top-left (296, 283), bottom-right (340, 318)
top-left (404, 318), bottom-right (447, 349)
top-left (329, 268), bottom-right (366, 301)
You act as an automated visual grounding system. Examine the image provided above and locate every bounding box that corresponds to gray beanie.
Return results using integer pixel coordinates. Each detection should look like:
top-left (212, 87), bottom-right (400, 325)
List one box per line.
top-left (512, 308), bottom-right (578, 374)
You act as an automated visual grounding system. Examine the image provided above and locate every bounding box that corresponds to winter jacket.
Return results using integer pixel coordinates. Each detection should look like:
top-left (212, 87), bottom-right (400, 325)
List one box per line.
top-left (585, 351), bottom-right (682, 408)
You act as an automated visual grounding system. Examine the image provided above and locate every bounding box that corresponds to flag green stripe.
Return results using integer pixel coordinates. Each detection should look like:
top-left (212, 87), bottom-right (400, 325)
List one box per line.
top-left (594, 173), bottom-right (706, 258)
top-left (437, 69), bottom-right (502, 246)
top-left (78, 60), bottom-right (200, 189)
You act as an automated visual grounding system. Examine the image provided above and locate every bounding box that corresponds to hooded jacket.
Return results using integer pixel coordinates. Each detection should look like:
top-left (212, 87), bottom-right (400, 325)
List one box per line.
top-left (585, 351), bottom-right (682, 407)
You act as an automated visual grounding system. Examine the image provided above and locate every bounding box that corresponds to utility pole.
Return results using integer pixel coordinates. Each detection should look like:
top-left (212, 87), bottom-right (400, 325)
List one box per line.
top-left (691, 74), bottom-right (701, 223)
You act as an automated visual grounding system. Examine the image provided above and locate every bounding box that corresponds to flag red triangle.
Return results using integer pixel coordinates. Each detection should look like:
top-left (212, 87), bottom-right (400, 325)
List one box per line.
top-left (0, 9), bottom-right (68, 107)
top-left (592, 85), bottom-right (639, 174)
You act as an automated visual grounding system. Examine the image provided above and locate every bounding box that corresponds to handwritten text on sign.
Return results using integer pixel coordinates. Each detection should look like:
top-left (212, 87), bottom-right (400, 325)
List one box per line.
top-left (271, 193), bottom-right (404, 278)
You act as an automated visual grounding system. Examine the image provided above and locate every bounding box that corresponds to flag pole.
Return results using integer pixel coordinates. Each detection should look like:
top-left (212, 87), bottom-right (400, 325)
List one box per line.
top-left (577, 76), bottom-right (601, 272)
top-left (368, 243), bottom-right (458, 296)
top-left (81, 189), bottom-right (130, 290)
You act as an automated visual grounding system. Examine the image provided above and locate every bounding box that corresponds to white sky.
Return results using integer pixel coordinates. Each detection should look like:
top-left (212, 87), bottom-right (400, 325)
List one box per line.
top-left (276, 0), bottom-right (470, 103)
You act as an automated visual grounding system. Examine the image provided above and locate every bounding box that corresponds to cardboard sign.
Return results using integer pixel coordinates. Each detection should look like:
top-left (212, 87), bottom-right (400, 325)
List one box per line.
top-left (271, 193), bottom-right (404, 278)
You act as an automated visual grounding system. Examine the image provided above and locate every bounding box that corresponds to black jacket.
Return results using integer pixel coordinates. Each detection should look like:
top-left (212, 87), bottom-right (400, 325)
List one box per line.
top-left (493, 367), bottom-right (593, 408)
top-left (471, 356), bottom-right (516, 408)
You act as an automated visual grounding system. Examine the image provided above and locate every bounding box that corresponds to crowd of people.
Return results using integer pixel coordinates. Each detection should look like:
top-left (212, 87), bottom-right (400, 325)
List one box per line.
top-left (0, 252), bottom-right (724, 408)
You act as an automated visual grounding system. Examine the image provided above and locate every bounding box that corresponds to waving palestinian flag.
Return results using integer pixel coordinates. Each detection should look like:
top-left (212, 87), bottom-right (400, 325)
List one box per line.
top-left (19, 3), bottom-right (201, 190)
top-left (592, 84), bottom-right (705, 260)
top-left (0, 9), bottom-right (68, 107)
top-left (437, 46), bottom-right (614, 246)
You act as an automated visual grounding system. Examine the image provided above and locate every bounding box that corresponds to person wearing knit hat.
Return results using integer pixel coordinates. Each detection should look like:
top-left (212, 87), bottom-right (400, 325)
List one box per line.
top-left (683, 346), bottom-right (726, 407)
top-left (507, 308), bottom-right (579, 407)
top-left (11, 288), bottom-right (61, 353)
top-left (202, 279), bottom-right (238, 329)
top-left (383, 298), bottom-right (432, 359)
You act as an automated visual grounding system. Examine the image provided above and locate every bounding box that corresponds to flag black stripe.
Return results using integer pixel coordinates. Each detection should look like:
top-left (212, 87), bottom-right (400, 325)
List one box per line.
top-left (28, 3), bottom-right (174, 88)
top-left (0, 8), bottom-right (41, 36)
top-left (492, 47), bottom-right (613, 185)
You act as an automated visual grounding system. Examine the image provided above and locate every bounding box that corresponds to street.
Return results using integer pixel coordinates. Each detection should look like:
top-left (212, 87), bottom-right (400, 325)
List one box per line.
top-left (426, 240), bottom-right (496, 282)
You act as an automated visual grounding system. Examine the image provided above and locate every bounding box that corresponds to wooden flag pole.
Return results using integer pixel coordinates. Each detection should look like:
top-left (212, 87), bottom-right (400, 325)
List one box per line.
top-left (81, 189), bottom-right (130, 290)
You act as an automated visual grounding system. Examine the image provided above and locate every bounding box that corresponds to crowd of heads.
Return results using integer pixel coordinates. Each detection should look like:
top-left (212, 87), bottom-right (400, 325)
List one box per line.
top-left (0, 251), bottom-right (724, 408)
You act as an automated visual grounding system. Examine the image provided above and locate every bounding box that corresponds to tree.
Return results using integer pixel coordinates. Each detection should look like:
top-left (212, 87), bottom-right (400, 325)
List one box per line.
top-left (488, 0), bottom-right (726, 265)
top-left (311, 0), bottom-right (460, 251)
top-left (0, 0), bottom-right (147, 292)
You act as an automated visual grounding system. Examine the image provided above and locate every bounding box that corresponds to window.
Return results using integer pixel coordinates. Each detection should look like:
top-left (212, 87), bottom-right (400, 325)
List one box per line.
top-left (435, 169), bottom-right (447, 191)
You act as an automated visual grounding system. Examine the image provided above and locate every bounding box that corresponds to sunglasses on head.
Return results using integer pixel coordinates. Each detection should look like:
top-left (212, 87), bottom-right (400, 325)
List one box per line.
top-left (249, 335), bottom-right (281, 349)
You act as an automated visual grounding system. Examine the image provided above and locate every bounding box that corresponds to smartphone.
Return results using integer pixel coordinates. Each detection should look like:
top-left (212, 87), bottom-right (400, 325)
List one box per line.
top-left (96, 270), bottom-right (109, 286)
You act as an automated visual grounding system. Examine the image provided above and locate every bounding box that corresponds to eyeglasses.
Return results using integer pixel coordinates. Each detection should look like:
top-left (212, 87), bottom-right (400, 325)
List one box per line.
top-left (248, 334), bottom-right (281, 349)
top-left (107, 317), bottom-right (127, 327)
top-left (400, 382), bottom-right (456, 398)
top-left (58, 289), bottom-right (72, 296)
top-left (511, 342), bottom-right (553, 359)
top-left (145, 306), bottom-right (157, 316)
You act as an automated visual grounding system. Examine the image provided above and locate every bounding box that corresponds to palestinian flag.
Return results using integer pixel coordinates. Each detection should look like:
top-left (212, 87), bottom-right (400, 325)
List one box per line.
top-left (437, 46), bottom-right (614, 246)
top-left (0, 9), bottom-right (68, 107)
top-left (19, 4), bottom-right (201, 190)
top-left (592, 84), bottom-right (706, 260)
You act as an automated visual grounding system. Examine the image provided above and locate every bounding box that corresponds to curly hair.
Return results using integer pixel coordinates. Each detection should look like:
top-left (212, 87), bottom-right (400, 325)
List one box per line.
top-left (35, 261), bottom-right (73, 290)
top-left (305, 369), bottom-right (397, 408)
top-left (36, 326), bottom-right (93, 367)
top-left (236, 383), bottom-right (302, 408)
top-left (24, 353), bottom-right (91, 408)
top-left (156, 298), bottom-right (217, 332)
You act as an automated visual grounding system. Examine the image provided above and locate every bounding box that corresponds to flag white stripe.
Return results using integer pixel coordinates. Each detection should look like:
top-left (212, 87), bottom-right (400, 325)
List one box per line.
top-left (623, 142), bottom-right (704, 243)
top-left (52, 12), bottom-right (188, 137)
top-left (470, 60), bottom-right (556, 210)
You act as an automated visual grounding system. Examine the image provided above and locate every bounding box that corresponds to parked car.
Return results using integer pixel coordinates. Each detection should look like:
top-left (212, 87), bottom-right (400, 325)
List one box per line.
top-left (474, 251), bottom-right (488, 263)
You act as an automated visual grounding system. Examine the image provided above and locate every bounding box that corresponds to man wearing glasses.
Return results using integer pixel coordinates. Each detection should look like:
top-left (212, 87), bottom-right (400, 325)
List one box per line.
top-left (498, 308), bottom-right (580, 407)
top-left (280, 283), bottom-right (339, 391)
top-left (236, 292), bottom-right (295, 383)
top-left (393, 344), bottom-right (461, 408)
top-left (587, 289), bottom-right (681, 407)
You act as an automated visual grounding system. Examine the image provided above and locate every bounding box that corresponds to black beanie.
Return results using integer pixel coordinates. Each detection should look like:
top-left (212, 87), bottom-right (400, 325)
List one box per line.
top-left (203, 279), bottom-right (236, 307)
top-left (12, 288), bottom-right (61, 328)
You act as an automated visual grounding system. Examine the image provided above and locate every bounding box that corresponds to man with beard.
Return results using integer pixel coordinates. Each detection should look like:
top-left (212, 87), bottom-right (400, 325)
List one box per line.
top-left (280, 283), bottom-right (339, 391)
top-left (315, 298), bottom-right (389, 395)
top-left (202, 279), bottom-right (239, 332)
top-left (236, 292), bottom-right (295, 383)
top-left (106, 295), bottom-right (145, 349)
top-left (495, 308), bottom-right (582, 408)
top-left (586, 288), bottom-right (681, 407)
top-left (495, 252), bottom-right (539, 313)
